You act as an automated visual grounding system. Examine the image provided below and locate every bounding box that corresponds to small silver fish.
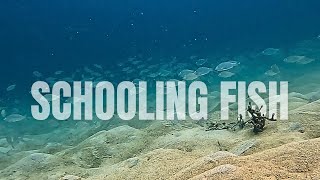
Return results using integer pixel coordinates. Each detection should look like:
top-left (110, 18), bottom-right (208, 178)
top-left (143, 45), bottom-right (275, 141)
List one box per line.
top-left (296, 57), bottom-right (315, 65)
top-left (1, 109), bottom-right (6, 118)
top-left (264, 70), bottom-right (278, 77)
top-left (271, 64), bottom-right (280, 74)
top-left (159, 70), bottom-right (171, 77)
top-left (93, 64), bottom-right (103, 69)
top-left (262, 48), bottom-right (280, 56)
top-left (215, 61), bottom-right (239, 72)
top-left (283, 56), bottom-right (305, 63)
top-left (195, 59), bottom-right (207, 66)
top-left (6, 84), bottom-right (16, 92)
top-left (54, 71), bottom-right (64, 75)
top-left (195, 67), bottom-right (213, 76)
top-left (33, 71), bottom-right (43, 78)
top-left (179, 69), bottom-right (194, 77)
top-left (182, 73), bottom-right (198, 80)
top-left (4, 114), bottom-right (26, 123)
top-left (218, 71), bottom-right (235, 78)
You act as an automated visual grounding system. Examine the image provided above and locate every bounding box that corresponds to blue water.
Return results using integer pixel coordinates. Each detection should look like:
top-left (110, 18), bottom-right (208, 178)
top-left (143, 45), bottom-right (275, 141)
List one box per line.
top-left (1, 1), bottom-right (320, 178)
top-left (0, 0), bottom-right (319, 128)
top-left (1, 0), bottom-right (320, 86)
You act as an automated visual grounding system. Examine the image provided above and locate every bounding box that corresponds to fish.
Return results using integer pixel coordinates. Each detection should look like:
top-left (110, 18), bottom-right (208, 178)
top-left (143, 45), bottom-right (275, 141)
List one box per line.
top-left (1, 109), bottom-right (6, 118)
top-left (93, 64), bottom-right (103, 69)
top-left (4, 114), bottom-right (26, 123)
top-left (296, 57), bottom-right (315, 65)
top-left (264, 70), bottom-right (278, 77)
top-left (271, 64), bottom-right (280, 74)
top-left (218, 71), bottom-right (235, 78)
top-left (261, 48), bottom-right (280, 56)
top-left (265, 64), bottom-right (280, 76)
top-left (182, 73), bottom-right (198, 80)
top-left (122, 67), bottom-right (132, 72)
top-left (179, 69), bottom-right (194, 77)
top-left (140, 69), bottom-right (150, 75)
top-left (33, 71), bottom-right (43, 78)
top-left (132, 60), bottom-right (142, 65)
top-left (159, 69), bottom-right (171, 77)
top-left (195, 59), bottom-right (207, 66)
top-left (6, 84), bottom-right (16, 91)
top-left (190, 55), bottom-right (197, 60)
top-left (54, 71), bottom-right (64, 75)
top-left (283, 56), bottom-right (305, 63)
top-left (215, 61), bottom-right (239, 72)
top-left (284, 56), bottom-right (315, 64)
top-left (195, 67), bottom-right (213, 76)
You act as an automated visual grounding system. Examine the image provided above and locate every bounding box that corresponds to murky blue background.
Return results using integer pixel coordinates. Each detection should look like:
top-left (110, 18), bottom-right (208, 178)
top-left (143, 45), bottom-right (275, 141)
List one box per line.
top-left (1, 0), bottom-right (320, 86)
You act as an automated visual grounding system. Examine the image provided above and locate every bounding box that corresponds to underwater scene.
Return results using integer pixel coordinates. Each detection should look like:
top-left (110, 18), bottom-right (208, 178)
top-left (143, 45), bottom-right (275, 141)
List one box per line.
top-left (1, 0), bottom-right (320, 179)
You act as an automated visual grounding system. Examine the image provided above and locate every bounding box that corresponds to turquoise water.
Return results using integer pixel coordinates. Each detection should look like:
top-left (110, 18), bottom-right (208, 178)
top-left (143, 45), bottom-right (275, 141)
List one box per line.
top-left (1, 1), bottom-right (320, 179)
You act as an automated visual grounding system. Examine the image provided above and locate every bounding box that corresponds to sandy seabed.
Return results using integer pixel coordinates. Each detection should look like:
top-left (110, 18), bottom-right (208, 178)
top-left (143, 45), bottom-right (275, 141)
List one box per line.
top-left (1, 71), bottom-right (320, 180)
